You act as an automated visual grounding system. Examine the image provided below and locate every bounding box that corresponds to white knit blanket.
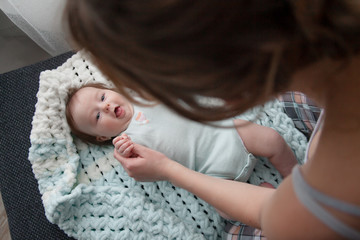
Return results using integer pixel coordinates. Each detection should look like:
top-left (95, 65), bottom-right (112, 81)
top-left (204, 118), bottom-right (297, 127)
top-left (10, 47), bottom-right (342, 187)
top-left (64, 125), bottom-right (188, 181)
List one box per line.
top-left (28, 51), bottom-right (307, 240)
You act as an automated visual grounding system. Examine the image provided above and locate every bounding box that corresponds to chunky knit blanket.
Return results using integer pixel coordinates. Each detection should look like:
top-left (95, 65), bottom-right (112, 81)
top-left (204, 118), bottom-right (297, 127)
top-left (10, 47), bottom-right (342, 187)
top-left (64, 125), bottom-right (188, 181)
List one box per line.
top-left (28, 51), bottom-right (307, 240)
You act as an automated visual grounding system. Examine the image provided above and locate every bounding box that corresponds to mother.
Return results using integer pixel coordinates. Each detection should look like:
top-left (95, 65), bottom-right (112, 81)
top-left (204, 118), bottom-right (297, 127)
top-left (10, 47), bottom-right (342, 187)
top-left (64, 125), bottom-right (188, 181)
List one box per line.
top-left (64, 1), bottom-right (360, 238)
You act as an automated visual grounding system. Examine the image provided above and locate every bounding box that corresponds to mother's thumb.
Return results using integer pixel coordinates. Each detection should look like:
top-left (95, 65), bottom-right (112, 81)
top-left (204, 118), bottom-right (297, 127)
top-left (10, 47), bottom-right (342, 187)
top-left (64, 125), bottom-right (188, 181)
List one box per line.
top-left (132, 143), bottom-right (149, 155)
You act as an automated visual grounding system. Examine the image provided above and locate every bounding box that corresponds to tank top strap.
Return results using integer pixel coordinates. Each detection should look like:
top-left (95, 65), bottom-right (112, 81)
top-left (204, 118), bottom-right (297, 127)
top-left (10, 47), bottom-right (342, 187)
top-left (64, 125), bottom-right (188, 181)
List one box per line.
top-left (292, 166), bottom-right (360, 239)
top-left (304, 110), bottom-right (324, 163)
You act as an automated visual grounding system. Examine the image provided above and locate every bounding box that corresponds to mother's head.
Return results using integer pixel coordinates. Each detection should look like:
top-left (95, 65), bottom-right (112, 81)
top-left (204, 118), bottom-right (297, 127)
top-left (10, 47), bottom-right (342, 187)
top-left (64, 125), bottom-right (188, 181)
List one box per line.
top-left (64, 0), bottom-right (360, 121)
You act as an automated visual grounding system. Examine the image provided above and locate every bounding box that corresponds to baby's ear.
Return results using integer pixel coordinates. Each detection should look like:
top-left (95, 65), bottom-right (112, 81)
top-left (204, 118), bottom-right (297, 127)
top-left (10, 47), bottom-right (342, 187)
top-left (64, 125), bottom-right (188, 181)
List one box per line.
top-left (96, 136), bottom-right (111, 142)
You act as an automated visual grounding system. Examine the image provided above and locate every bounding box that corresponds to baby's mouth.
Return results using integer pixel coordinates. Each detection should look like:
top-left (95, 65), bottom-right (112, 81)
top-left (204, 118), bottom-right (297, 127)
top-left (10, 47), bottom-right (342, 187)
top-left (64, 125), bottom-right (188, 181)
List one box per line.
top-left (114, 106), bottom-right (124, 118)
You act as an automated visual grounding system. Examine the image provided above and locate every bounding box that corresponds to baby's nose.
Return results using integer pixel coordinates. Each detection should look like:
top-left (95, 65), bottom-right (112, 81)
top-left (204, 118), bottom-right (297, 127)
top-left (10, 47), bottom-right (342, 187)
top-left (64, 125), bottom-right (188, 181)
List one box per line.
top-left (103, 103), bottom-right (110, 112)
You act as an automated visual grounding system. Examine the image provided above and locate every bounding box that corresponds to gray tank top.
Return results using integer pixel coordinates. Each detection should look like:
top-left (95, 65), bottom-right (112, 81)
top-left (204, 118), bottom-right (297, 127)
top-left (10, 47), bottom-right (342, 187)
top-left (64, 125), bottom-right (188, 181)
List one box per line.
top-left (292, 112), bottom-right (360, 239)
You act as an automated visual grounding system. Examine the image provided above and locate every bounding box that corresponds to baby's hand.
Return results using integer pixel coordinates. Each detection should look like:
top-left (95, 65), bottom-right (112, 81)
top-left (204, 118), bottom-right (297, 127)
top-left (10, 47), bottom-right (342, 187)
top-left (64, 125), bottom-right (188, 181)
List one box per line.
top-left (113, 133), bottom-right (135, 158)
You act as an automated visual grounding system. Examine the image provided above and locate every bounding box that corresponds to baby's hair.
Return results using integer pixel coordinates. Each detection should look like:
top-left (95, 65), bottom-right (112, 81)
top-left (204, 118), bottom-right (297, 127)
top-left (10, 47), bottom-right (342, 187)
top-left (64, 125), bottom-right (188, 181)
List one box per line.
top-left (66, 82), bottom-right (117, 145)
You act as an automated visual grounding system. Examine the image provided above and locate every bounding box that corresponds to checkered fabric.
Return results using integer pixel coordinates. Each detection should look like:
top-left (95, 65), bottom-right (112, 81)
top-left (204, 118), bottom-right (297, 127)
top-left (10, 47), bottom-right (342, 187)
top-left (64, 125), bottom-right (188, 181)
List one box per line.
top-left (222, 221), bottom-right (266, 240)
top-left (278, 92), bottom-right (322, 140)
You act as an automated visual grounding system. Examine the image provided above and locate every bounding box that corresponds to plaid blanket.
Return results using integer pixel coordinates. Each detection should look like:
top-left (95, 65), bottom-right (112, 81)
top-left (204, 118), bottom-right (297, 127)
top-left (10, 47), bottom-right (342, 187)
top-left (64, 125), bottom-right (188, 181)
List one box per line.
top-left (278, 92), bottom-right (321, 140)
top-left (223, 222), bottom-right (266, 240)
top-left (222, 91), bottom-right (322, 239)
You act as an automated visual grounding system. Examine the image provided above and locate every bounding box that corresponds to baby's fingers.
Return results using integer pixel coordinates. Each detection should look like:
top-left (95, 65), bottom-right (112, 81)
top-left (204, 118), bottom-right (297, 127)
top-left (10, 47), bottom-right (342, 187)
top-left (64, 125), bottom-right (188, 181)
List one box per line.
top-left (117, 140), bottom-right (133, 154)
top-left (112, 136), bottom-right (123, 145)
top-left (113, 134), bottom-right (132, 145)
top-left (122, 144), bottom-right (134, 157)
top-left (120, 133), bottom-right (131, 140)
top-left (114, 138), bottom-right (129, 149)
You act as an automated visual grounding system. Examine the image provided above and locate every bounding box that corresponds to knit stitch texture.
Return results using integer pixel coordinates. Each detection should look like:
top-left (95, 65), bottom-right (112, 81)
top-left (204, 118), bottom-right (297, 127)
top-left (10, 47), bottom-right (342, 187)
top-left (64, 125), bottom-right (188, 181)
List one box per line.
top-left (28, 51), bottom-right (307, 240)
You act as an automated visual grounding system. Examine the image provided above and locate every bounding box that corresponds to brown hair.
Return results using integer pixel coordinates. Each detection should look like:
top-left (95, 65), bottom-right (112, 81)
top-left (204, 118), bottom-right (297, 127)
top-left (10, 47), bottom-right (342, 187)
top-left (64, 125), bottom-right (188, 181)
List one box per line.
top-left (64, 0), bottom-right (360, 122)
top-left (66, 83), bottom-right (116, 145)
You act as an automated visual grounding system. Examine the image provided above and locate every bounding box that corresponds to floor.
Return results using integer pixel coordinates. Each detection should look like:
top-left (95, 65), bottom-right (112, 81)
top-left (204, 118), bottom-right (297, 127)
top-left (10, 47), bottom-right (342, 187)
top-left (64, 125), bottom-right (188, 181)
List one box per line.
top-left (0, 192), bottom-right (11, 240)
top-left (0, 10), bottom-right (53, 240)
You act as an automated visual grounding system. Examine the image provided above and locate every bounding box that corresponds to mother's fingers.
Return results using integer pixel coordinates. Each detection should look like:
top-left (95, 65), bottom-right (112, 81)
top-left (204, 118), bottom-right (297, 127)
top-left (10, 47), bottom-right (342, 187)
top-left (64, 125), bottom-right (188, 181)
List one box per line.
top-left (113, 143), bottom-right (172, 182)
top-left (131, 143), bottom-right (163, 158)
top-left (113, 147), bottom-right (126, 164)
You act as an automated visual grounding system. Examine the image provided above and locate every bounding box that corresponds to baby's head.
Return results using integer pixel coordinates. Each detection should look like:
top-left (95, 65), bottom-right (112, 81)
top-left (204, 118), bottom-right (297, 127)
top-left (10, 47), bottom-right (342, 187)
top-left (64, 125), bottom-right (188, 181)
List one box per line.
top-left (66, 83), bottom-right (134, 145)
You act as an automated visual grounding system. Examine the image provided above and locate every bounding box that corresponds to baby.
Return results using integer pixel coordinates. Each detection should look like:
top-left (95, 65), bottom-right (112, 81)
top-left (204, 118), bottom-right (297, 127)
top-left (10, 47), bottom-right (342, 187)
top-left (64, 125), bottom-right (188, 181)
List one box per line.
top-left (66, 83), bottom-right (297, 180)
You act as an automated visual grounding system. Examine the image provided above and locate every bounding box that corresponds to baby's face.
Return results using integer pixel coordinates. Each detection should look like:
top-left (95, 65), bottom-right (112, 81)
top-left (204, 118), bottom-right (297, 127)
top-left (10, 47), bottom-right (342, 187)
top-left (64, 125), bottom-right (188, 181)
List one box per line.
top-left (69, 87), bottom-right (134, 141)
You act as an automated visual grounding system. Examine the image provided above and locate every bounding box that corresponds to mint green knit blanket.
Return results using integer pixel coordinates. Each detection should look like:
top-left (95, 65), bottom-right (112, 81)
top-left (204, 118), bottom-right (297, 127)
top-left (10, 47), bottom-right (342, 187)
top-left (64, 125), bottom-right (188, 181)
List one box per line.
top-left (28, 51), bottom-right (307, 240)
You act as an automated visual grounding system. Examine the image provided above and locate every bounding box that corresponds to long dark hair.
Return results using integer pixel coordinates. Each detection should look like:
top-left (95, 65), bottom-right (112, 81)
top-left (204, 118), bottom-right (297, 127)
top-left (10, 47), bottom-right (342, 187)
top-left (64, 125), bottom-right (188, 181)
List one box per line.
top-left (64, 0), bottom-right (360, 122)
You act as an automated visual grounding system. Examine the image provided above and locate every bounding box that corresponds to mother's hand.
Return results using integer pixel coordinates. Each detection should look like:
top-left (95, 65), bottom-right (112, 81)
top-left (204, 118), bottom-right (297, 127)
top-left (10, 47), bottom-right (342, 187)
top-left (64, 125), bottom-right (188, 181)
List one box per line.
top-left (113, 142), bottom-right (174, 182)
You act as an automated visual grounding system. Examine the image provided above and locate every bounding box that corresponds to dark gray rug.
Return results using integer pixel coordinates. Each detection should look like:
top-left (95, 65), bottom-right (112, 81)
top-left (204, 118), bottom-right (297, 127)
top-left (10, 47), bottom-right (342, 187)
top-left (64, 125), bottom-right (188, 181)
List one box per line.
top-left (0, 52), bottom-right (75, 240)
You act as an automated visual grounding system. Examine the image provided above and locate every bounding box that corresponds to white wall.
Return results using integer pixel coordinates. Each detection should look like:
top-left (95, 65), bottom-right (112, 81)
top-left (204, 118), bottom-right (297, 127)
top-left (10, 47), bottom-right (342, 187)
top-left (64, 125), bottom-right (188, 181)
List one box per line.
top-left (0, 9), bottom-right (50, 74)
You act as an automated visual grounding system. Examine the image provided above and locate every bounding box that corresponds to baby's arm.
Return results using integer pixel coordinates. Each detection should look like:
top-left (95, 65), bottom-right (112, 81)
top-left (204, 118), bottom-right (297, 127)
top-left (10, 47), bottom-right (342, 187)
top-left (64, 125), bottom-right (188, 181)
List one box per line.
top-left (234, 119), bottom-right (297, 177)
top-left (113, 133), bottom-right (136, 158)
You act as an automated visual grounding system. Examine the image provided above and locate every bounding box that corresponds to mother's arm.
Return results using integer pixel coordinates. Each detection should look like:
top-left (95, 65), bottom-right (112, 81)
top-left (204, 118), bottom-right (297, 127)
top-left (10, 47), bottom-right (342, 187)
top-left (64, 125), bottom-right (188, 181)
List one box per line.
top-left (114, 143), bottom-right (273, 228)
top-left (113, 143), bottom-right (331, 238)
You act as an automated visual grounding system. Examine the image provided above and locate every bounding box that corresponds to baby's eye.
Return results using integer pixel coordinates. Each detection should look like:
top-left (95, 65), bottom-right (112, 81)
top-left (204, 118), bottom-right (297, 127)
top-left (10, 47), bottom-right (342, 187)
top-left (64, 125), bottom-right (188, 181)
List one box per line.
top-left (96, 112), bottom-right (100, 121)
top-left (101, 94), bottom-right (105, 101)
